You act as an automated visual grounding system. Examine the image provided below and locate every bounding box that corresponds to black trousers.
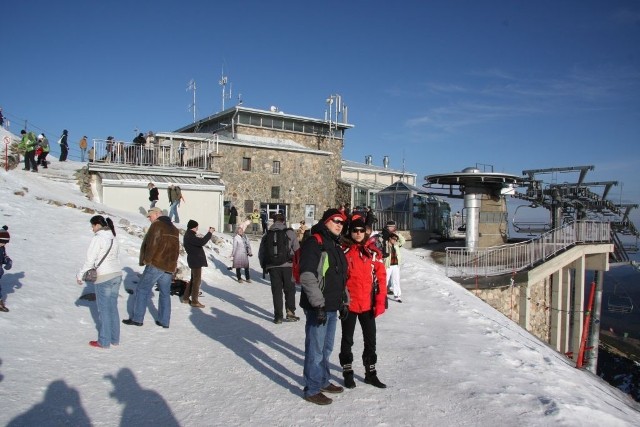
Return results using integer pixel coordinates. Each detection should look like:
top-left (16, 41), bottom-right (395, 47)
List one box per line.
top-left (37, 152), bottom-right (48, 167)
top-left (339, 310), bottom-right (377, 368)
top-left (235, 267), bottom-right (250, 280)
top-left (59, 145), bottom-right (68, 161)
top-left (24, 150), bottom-right (38, 170)
top-left (269, 267), bottom-right (296, 318)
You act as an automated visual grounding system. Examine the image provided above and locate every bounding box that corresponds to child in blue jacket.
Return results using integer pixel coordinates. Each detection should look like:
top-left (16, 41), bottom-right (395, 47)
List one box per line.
top-left (0, 225), bottom-right (13, 312)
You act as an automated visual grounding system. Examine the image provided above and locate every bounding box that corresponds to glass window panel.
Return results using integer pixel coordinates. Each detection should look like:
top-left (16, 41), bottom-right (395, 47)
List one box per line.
top-left (271, 186), bottom-right (280, 199)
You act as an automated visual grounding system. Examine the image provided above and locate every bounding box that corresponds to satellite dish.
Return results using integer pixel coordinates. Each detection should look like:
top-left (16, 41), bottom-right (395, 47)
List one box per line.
top-left (270, 106), bottom-right (278, 112)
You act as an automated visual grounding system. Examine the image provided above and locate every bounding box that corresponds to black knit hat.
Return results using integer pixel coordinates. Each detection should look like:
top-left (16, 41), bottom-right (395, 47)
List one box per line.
top-left (0, 225), bottom-right (9, 244)
top-left (187, 219), bottom-right (198, 229)
top-left (321, 208), bottom-right (346, 224)
top-left (349, 217), bottom-right (366, 232)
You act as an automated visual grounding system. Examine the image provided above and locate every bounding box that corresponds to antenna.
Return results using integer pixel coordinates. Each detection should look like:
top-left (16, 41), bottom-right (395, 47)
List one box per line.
top-left (219, 66), bottom-right (231, 111)
top-left (325, 94), bottom-right (347, 138)
top-left (187, 79), bottom-right (196, 123)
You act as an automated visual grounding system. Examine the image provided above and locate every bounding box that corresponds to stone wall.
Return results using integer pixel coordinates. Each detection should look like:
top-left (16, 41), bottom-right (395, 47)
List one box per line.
top-left (219, 125), bottom-right (344, 221)
top-left (478, 194), bottom-right (508, 247)
top-left (473, 277), bottom-right (552, 344)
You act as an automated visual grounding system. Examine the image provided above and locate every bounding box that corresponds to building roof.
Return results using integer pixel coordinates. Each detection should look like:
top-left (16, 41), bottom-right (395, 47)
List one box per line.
top-left (175, 105), bottom-right (353, 133)
top-left (379, 180), bottom-right (429, 194)
top-left (155, 131), bottom-right (333, 156)
top-left (342, 159), bottom-right (416, 178)
top-left (98, 172), bottom-right (224, 190)
top-left (339, 177), bottom-right (390, 191)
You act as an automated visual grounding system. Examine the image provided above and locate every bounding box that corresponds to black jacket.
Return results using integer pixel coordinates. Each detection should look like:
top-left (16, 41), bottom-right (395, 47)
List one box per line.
top-left (183, 229), bottom-right (212, 268)
top-left (299, 223), bottom-right (347, 311)
top-left (149, 188), bottom-right (159, 202)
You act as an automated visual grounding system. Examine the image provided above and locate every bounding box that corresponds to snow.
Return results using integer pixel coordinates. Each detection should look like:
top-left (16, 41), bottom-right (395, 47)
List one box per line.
top-left (1, 148), bottom-right (639, 425)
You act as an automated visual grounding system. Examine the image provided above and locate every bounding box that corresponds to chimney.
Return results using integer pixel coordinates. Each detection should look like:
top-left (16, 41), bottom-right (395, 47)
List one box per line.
top-left (383, 156), bottom-right (389, 169)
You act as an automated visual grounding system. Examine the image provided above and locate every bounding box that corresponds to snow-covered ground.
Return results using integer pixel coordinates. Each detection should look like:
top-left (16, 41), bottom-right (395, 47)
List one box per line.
top-left (1, 138), bottom-right (639, 426)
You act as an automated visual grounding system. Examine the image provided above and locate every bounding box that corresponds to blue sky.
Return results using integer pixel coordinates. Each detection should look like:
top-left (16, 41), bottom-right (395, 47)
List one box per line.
top-left (2, 1), bottom-right (639, 221)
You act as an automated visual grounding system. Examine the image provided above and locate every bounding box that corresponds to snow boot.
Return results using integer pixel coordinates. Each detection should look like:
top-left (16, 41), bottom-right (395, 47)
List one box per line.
top-left (364, 364), bottom-right (386, 388)
top-left (0, 300), bottom-right (8, 312)
top-left (342, 364), bottom-right (356, 389)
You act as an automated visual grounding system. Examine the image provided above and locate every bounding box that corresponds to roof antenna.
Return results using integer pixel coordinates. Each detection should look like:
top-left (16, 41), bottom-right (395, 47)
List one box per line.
top-left (219, 65), bottom-right (232, 111)
top-left (186, 79), bottom-right (196, 123)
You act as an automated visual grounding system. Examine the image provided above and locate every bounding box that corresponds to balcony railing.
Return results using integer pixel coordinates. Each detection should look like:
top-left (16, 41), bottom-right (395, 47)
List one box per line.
top-left (445, 221), bottom-right (611, 278)
top-left (90, 139), bottom-right (219, 170)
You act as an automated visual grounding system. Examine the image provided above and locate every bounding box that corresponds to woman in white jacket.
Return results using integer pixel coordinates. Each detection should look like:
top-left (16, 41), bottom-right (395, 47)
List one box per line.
top-left (231, 226), bottom-right (252, 283)
top-left (77, 215), bottom-right (122, 348)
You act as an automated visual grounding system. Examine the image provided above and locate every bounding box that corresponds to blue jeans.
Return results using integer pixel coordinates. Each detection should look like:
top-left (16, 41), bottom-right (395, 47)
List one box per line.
top-left (303, 309), bottom-right (337, 397)
top-left (95, 276), bottom-right (122, 348)
top-left (169, 201), bottom-right (180, 223)
top-left (132, 265), bottom-right (172, 326)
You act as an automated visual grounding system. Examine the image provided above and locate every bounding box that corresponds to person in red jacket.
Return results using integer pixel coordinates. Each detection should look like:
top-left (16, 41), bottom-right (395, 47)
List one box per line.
top-left (339, 216), bottom-right (387, 389)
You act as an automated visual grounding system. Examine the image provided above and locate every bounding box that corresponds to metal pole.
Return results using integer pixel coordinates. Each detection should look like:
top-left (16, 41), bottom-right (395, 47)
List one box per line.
top-left (586, 272), bottom-right (603, 373)
top-left (576, 281), bottom-right (596, 369)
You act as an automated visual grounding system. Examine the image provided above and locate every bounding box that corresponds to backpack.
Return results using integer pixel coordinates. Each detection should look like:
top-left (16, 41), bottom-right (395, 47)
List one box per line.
top-left (292, 233), bottom-right (324, 285)
top-left (264, 228), bottom-right (293, 266)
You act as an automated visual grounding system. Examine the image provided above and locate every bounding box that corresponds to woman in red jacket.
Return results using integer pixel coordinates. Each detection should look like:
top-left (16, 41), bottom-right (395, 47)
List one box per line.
top-left (339, 216), bottom-right (387, 389)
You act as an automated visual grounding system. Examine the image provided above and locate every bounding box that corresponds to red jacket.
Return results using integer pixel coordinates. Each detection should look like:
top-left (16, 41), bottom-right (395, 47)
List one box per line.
top-left (343, 241), bottom-right (387, 317)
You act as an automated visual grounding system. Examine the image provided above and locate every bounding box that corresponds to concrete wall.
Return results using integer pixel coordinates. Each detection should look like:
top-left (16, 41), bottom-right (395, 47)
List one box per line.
top-left (95, 179), bottom-right (224, 231)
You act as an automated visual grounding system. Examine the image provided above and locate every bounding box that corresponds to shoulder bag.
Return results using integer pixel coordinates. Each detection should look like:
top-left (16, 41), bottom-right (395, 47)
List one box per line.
top-left (83, 240), bottom-right (113, 282)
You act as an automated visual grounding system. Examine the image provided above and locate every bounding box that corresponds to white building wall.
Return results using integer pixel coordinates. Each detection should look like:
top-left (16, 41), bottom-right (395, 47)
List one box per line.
top-left (99, 182), bottom-right (224, 232)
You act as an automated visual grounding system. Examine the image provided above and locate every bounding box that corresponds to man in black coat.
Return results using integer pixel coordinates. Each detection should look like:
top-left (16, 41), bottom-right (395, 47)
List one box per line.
top-left (182, 220), bottom-right (213, 308)
top-left (299, 208), bottom-right (348, 405)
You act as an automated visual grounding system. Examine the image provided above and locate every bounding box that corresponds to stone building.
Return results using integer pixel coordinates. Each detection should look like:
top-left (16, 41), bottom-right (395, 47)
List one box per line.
top-left (157, 105), bottom-right (353, 225)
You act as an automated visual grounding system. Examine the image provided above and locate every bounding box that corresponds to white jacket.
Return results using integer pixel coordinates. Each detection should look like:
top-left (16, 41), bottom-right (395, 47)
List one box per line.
top-left (77, 228), bottom-right (121, 282)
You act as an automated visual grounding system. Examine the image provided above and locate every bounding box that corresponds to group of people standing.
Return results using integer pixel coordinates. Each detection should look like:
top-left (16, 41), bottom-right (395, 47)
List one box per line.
top-left (18, 130), bottom-right (49, 172)
top-left (75, 201), bottom-right (403, 407)
top-left (77, 205), bottom-right (211, 347)
top-left (17, 129), bottom-right (92, 171)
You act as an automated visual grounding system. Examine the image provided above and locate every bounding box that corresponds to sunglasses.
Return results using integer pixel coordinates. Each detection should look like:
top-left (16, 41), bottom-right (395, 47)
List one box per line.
top-left (351, 227), bottom-right (366, 233)
top-left (330, 218), bottom-right (345, 225)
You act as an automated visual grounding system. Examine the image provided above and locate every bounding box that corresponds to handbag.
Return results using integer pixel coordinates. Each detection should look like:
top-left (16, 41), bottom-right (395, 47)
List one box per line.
top-left (82, 240), bottom-right (113, 282)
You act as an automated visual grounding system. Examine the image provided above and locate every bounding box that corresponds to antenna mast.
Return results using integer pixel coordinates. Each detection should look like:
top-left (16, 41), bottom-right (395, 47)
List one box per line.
top-left (325, 94), bottom-right (346, 138)
top-left (219, 66), bottom-right (232, 111)
top-left (187, 79), bottom-right (196, 123)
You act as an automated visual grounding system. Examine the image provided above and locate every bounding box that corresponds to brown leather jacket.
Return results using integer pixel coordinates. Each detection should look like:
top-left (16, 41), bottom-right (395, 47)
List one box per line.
top-left (139, 216), bottom-right (180, 272)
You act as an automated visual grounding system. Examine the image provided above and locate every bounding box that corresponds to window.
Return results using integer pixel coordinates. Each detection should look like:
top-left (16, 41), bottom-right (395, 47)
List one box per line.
top-left (272, 161), bottom-right (281, 174)
top-left (242, 157), bottom-right (251, 171)
top-left (271, 186), bottom-right (280, 199)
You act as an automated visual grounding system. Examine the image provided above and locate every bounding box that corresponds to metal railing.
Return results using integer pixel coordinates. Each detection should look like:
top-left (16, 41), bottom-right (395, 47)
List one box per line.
top-left (445, 221), bottom-right (611, 278)
top-left (90, 138), bottom-right (219, 170)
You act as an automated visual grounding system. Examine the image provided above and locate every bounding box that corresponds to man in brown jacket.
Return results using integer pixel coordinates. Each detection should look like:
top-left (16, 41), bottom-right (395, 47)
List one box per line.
top-left (123, 207), bottom-right (180, 328)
